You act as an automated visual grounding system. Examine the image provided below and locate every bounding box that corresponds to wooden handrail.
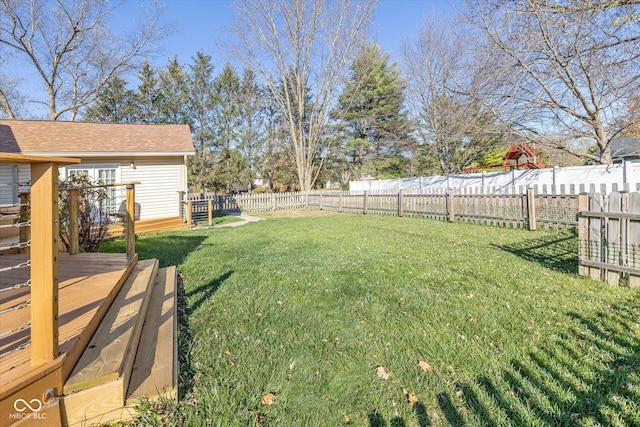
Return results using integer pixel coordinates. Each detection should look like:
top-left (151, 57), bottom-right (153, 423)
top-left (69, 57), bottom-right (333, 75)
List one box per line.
top-left (0, 152), bottom-right (80, 164)
top-left (60, 181), bottom-right (141, 191)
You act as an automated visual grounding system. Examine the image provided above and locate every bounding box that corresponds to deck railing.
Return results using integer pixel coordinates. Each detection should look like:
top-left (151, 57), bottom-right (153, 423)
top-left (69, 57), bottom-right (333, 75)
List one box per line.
top-left (0, 153), bottom-right (138, 366)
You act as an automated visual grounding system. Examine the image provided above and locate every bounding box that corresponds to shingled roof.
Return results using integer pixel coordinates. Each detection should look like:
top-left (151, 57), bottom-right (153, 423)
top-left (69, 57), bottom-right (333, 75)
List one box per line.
top-left (0, 120), bottom-right (194, 157)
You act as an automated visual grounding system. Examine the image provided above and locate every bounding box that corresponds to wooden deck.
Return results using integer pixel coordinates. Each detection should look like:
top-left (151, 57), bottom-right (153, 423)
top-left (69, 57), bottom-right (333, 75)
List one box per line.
top-left (0, 252), bottom-right (177, 426)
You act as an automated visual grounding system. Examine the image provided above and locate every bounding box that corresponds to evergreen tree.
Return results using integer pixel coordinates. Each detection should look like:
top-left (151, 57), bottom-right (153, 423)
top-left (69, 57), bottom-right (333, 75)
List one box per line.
top-left (332, 44), bottom-right (411, 180)
top-left (83, 76), bottom-right (136, 123)
top-left (238, 68), bottom-right (267, 191)
top-left (157, 57), bottom-right (190, 124)
top-left (134, 60), bottom-right (161, 124)
top-left (213, 63), bottom-right (242, 151)
top-left (186, 52), bottom-right (217, 192)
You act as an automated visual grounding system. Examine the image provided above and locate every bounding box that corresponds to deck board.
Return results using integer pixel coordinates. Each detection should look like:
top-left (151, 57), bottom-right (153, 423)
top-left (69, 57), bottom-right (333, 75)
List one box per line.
top-left (127, 266), bottom-right (177, 401)
top-left (0, 252), bottom-right (136, 400)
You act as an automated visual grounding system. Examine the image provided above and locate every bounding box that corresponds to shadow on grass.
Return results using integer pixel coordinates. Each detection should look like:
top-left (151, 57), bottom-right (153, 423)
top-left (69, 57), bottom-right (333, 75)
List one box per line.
top-left (186, 270), bottom-right (233, 316)
top-left (101, 233), bottom-right (207, 268)
top-left (492, 230), bottom-right (579, 274)
top-left (177, 271), bottom-right (232, 400)
top-left (371, 294), bottom-right (639, 425)
top-left (448, 293), bottom-right (640, 425)
top-left (367, 402), bottom-right (433, 427)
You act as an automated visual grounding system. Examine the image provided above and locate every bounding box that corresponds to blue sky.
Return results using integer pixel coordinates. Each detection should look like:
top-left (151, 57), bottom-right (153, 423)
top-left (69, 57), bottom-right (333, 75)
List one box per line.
top-left (7, 0), bottom-right (462, 118)
top-left (144, 0), bottom-right (462, 69)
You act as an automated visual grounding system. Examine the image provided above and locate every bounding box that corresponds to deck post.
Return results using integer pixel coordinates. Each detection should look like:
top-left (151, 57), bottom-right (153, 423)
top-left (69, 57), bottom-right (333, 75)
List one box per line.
top-left (527, 186), bottom-right (537, 231)
top-left (19, 192), bottom-right (30, 254)
top-left (69, 188), bottom-right (79, 255)
top-left (126, 184), bottom-right (136, 255)
top-left (187, 200), bottom-right (193, 226)
top-left (30, 162), bottom-right (59, 365)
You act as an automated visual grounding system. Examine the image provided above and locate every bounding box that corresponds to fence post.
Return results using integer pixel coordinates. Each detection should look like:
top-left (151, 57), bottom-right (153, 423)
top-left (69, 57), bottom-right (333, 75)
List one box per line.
top-left (578, 193), bottom-right (589, 277)
top-left (398, 190), bottom-right (404, 217)
top-left (69, 188), bottom-right (79, 255)
top-left (339, 193), bottom-right (343, 213)
top-left (527, 186), bottom-right (537, 231)
top-left (187, 200), bottom-right (193, 227)
top-left (30, 162), bottom-right (59, 365)
top-left (19, 192), bottom-right (30, 254)
top-left (125, 184), bottom-right (136, 256)
top-left (363, 191), bottom-right (368, 214)
top-left (606, 192), bottom-right (622, 286)
top-left (590, 193), bottom-right (604, 281)
top-left (629, 192), bottom-right (640, 288)
top-left (208, 199), bottom-right (213, 226)
top-left (447, 190), bottom-right (454, 222)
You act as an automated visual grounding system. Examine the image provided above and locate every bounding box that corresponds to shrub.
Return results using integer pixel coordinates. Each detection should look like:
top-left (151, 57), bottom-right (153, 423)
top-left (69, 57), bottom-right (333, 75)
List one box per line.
top-left (58, 174), bottom-right (113, 252)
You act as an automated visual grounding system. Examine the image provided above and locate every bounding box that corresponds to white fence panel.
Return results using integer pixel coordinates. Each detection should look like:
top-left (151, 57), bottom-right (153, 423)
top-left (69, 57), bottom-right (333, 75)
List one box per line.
top-left (350, 162), bottom-right (640, 195)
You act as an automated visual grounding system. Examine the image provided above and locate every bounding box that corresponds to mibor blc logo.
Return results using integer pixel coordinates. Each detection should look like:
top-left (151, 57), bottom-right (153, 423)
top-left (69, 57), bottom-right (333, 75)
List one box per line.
top-left (9, 398), bottom-right (46, 421)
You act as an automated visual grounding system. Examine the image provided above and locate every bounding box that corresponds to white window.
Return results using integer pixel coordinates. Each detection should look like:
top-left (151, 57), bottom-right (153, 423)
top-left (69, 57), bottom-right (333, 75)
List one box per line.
top-left (66, 164), bottom-right (121, 214)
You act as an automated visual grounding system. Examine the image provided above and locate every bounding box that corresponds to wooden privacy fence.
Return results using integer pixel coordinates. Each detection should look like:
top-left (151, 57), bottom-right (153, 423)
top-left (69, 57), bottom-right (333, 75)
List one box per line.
top-left (578, 191), bottom-right (640, 287)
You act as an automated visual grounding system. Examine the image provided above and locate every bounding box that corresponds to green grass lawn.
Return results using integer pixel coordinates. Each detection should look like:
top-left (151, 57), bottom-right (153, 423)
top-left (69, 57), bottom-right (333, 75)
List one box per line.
top-left (104, 212), bottom-right (639, 426)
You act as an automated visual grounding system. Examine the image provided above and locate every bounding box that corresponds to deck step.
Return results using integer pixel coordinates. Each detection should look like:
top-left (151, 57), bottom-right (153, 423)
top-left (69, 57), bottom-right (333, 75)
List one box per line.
top-left (127, 266), bottom-right (178, 403)
top-left (61, 259), bottom-right (159, 425)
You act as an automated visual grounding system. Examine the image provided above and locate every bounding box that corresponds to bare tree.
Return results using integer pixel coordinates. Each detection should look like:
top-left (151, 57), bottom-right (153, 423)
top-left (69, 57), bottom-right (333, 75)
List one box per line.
top-left (0, 0), bottom-right (165, 120)
top-left (229, 0), bottom-right (375, 191)
top-left (402, 18), bottom-right (507, 174)
top-left (465, 0), bottom-right (640, 164)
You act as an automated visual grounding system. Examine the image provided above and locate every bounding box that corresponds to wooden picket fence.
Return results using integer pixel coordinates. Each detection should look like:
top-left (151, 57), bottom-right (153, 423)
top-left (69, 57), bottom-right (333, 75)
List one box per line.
top-left (578, 191), bottom-right (640, 287)
top-left (308, 188), bottom-right (577, 230)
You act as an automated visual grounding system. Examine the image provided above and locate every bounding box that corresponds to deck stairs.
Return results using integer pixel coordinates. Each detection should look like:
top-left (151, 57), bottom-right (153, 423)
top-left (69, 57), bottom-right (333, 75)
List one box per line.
top-left (59, 259), bottom-right (178, 426)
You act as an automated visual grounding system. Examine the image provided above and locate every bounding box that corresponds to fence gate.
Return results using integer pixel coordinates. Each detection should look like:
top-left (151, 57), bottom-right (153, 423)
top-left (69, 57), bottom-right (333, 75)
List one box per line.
top-left (578, 191), bottom-right (640, 287)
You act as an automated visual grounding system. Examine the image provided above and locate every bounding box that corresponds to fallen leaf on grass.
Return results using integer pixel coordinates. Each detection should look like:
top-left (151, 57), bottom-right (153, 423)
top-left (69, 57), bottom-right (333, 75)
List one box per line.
top-left (343, 413), bottom-right (351, 424)
top-left (261, 393), bottom-right (277, 405)
top-left (255, 414), bottom-right (266, 426)
top-left (418, 361), bottom-right (431, 372)
top-left (408, 393), bottom-right (418, 407)
top-left (375, 366), bottom-right (391, 380)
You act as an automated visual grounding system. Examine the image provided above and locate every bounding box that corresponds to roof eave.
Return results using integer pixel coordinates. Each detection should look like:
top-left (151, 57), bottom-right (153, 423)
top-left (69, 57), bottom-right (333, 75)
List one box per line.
top-left (19, 151), bottom-right (195, 157)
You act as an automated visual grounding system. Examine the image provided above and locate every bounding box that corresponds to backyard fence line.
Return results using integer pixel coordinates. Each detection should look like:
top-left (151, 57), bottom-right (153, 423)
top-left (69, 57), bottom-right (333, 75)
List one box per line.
top-left (308, 188), bottom-right (577, 230)
top-left (186, 187), bottom-right (579, 230)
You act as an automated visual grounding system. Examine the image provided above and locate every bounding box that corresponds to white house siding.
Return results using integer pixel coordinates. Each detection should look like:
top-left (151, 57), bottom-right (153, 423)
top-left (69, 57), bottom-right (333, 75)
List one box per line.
top-left (50, 156), bottom-right (185, 221)
top-left (120, 157), bottom-right (184, 220)
top-left (0, 163), bottom-right (30, 207)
